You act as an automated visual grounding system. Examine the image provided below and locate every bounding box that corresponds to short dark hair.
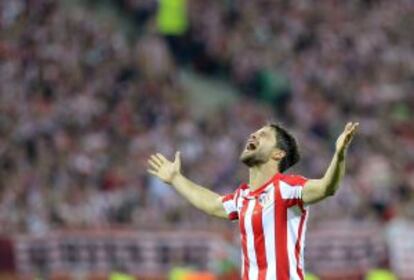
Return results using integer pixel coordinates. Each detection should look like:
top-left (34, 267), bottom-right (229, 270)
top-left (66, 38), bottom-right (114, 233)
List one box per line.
top-left (268, 123), bottom-right (300, 173)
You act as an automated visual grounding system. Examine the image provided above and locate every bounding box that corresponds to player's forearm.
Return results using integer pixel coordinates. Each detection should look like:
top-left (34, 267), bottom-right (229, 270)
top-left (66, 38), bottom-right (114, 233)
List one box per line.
top-left (171, 173), bottom-right (226, 218)
top-left (320, 151), bottom-right (346, 196)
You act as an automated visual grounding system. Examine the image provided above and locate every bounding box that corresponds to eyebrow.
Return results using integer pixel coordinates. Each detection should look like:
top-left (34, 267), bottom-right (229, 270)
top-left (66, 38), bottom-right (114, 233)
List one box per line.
top-left (251, 128), bottom-right (269, 136)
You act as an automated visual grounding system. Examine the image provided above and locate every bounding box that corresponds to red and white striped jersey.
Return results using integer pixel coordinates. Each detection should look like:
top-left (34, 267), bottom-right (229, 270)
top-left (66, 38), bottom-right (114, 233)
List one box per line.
top-left (221, 172), bottom-right (309, 280)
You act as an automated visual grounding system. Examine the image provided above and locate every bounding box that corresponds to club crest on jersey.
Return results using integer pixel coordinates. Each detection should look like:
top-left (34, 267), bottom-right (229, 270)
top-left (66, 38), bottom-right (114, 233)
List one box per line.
top-left (258, 192), bottom-right (272, 207)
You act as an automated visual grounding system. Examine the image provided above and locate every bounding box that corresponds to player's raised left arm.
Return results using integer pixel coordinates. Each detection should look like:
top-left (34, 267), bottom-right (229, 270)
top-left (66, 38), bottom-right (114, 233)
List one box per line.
top-left (302, 122), bottom-right (359, 205)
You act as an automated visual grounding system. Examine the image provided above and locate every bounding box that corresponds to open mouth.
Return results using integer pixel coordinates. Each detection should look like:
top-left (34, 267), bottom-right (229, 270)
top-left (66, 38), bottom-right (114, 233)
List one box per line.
top-left (246, 141), bottom-right (258, 151)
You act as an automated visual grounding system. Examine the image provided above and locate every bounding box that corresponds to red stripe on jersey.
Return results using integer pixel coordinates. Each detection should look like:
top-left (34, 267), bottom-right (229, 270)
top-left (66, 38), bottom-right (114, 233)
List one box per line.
top-left (275, 179), bottom-right (289, 280)
top-left (281, 175), bottom-right (308, 186)
top-left (222, 194), bottom-right (234, 203)
top-left (229, 212), bottom-right (238, 221)
top-left (239, 199), bottom-right (250, 280)
top-left (295, 210), bottom-right (307, 280)
top-left (252, 201), bottom-right (267, 280)
top-left (284, 198), bottom-right (301, 208)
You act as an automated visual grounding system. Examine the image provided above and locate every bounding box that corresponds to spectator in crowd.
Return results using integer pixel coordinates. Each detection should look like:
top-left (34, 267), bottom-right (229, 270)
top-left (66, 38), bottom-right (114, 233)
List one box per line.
top-left (0, 0), bottom-right (413, 237)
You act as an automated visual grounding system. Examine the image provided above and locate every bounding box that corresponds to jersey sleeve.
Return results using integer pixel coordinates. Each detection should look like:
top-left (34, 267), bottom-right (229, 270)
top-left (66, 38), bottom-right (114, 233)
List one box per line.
top-left (278, 174), bottom-right (309, 208)
top-left (220, 189), bottom-right (240, 221)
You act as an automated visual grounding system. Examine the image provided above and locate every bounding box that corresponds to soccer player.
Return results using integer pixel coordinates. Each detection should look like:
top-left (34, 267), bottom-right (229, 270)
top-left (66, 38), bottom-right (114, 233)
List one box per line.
top-left (147, 122), bottom-right (359, 280)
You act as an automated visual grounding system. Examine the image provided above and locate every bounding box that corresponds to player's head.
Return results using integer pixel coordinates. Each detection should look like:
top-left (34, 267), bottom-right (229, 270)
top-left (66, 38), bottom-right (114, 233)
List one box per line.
top-left (240, 123), bottom-right (300, 172)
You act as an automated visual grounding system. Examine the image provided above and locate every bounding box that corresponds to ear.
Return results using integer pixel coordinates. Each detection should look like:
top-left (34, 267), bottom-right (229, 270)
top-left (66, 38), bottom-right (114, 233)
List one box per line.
top-left (271, 149), bottom-right (286, 161)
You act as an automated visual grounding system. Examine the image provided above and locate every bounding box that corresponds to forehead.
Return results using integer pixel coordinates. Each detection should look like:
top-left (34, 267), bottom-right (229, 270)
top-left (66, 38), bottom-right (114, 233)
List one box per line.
top-left (253, 126), bottom-right (276, 138)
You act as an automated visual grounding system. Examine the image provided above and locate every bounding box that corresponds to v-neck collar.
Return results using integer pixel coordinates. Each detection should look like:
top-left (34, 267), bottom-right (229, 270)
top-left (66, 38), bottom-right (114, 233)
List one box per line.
top-left (244, 172), bottom-right (283, 198)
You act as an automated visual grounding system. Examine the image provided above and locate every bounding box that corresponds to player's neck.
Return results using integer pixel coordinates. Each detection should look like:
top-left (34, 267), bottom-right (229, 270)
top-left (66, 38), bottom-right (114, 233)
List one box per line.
top-left (248, 161), bottom-right (279, 191)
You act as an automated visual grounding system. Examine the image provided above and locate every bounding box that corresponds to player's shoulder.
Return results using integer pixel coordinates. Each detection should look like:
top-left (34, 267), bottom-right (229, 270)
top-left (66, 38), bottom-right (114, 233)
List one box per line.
top-left (223, 183), bottom-right (248, 200)
top-left (278, 173), bottom-right (308, 187)
top-left (236, 183), bottom-right (249, 194)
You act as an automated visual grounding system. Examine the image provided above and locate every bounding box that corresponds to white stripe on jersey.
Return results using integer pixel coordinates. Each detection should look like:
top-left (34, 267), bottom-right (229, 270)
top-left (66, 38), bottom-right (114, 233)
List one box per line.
top-left (279, 181), bottom-right (303, 200)
top-left (238, 188), bottom-right (246, 278)
top-left (262, 186), bottom-right (276, 280)
top-left (222, 199), bottom-right (236, 213)
top-left (244, 199), bottom-right (259, 280)
top-left (299, 209), bottom-right (309, 273)
top-left (287, 206), bottom-right (302, 280)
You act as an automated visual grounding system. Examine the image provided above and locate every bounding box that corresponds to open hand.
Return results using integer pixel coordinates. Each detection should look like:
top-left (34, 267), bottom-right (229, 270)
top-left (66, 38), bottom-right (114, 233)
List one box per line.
top-left (147, 152), bottom-right (181, 184)
top-left (336, 122), bottom-right (359, 155)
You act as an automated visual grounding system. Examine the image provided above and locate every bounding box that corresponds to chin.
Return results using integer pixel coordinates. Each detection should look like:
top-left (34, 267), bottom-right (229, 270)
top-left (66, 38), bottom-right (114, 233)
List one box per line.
top-left (240, 151), bottom-right (260, 167)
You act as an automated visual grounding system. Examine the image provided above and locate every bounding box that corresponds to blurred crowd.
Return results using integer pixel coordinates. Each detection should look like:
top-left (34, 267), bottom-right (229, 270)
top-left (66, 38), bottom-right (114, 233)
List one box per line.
top-left (0, 0), bottom-right (413, 236)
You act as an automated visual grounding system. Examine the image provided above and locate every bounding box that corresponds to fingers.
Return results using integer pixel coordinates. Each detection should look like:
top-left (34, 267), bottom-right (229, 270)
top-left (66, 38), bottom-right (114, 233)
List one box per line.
top-left (149, 155), bottom-right (162, 168)
top-left (353, 122), bottom-right (359, 130)
top-left (345, 122), bottom-right (359, 135)
top-left (350, 122), bottom-right (359, 130)
top-left (345, 122), bottom-right (353, 131)
top-left (150, 155), bottom-right (164, 167)
top-left (343, 122), bottom-right (359, 146)
top-left (156, 153), bottom-right (168, 163)
top-left (349, 122), bottom-right (359, 135)
top-left (148, 157), bottom-right (160, 171)
top-left (146, 152), bottom-right (172, 175)
top-left (148, 152), bottom-right (167, 170)
top-left (174, 151), bottom-right (181, 163)
top-left (147, 168), bottom-right (157, 176)
top-left (345, 122), bottom-right (359, 131)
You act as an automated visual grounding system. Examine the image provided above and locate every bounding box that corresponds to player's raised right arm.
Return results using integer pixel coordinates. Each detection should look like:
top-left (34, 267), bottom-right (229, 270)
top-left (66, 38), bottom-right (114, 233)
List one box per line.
top-left (147, 152), bottom-right (228, 219)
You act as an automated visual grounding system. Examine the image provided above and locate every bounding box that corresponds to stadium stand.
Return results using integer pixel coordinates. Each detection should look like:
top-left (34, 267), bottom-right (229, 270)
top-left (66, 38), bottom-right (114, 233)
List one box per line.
top-left (0, 0), bottom-right (413, 279)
